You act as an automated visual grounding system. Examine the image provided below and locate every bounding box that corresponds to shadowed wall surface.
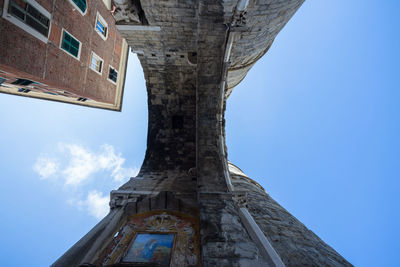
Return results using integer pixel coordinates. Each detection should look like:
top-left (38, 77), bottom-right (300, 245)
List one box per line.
top-left (53, 1), bottom-right (352, 266)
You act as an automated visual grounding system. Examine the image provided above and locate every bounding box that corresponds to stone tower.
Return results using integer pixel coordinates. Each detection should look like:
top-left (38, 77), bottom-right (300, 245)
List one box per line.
top-left (53, 0), bottom-right (352, 266)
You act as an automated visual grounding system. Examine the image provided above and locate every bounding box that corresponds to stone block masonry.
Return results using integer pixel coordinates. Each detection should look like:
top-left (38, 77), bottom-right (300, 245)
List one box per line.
top-left (53, 0), bottom-right (353, 266)
top-left (229, 163), bottom-right (352, 266)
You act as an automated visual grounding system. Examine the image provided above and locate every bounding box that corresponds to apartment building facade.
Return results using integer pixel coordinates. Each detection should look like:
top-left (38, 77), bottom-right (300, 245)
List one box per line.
top-left (0, 0), bottom-right (128, 110)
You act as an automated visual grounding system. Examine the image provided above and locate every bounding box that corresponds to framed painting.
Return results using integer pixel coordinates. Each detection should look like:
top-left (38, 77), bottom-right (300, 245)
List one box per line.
top-left (122, 233), bottom-right (176, 266)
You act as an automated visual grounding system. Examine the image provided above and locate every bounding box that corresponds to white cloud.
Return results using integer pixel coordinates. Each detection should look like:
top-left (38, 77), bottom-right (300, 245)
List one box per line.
top-left (33, 156), bottom-right (59, 179)
top-left (61, 144), bottom-right (97, 185)
top-left (112, 166), bottom-right (140, 182)
top-left (55, 143), bottom-right (138, 185)
top-left (34, 143), bottom-right (139, 219)
top-left (71, 191), bottom-right (109, 219)
top-left (97, 144), bottom-right (139, 182)
top-left (85, 190), bottom-right (109, 219)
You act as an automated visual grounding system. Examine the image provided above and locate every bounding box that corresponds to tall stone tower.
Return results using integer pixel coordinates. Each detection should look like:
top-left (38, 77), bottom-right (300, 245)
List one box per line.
top-left (53, 0), bottom-right (352, 266)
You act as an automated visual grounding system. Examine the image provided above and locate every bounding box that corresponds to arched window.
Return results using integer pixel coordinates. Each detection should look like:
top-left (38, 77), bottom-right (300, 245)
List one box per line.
top-left (69, 0), bottom-right (87, 15)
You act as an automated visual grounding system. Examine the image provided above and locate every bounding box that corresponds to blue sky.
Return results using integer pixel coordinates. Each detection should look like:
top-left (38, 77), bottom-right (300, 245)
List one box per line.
top-left (0, 0), bottom-right (399, 266)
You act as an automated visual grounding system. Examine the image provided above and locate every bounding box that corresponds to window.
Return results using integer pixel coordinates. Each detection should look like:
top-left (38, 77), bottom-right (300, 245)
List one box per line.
top-left (90, 52), bottom-right (103, 74)
top-left (18, 88), bottom-right (31, 93)
top-left (7, 0), bottom-right (50, 37)
top-left (108, 66), bottom-right (118, 83)
top-left (60, 29), bottom-right (81, 59)
top-left (68, 0), bottom-right (87, 14)
top-left (12, 79), bottom-right (34, 86)
top-left (95, 12), bottom-right (108, 40)
top-left (44, 91), bottom-right (57, 95)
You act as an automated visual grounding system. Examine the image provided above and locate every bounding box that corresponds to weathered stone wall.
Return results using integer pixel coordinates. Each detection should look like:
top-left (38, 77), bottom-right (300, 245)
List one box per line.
top-left (116, 0), bottom-right (306, 196)
top-left (196, 0), bottom-right (228, 193)
top-left (118, 0), bottom-right (199, 182)
top-left (199, 194), bottom-right (267, 266)
top-left (53, 1), bottom-right (353, 266)
top-left (117, 1), bottom-right (271, 265)
top-left (229, 163), bottom-right (352, 267)
top-left (194, 1), bottom-right (271, 265)
top-left (225, 0), bottom-right (305, 97)
top-left (52, 190), bottom-right (200, 267)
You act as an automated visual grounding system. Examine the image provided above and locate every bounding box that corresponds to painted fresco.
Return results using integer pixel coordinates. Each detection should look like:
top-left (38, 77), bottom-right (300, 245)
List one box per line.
top-left (100, 211), bottom-right (200, 267)
top-left (123, 233), bottom-right (175, 265)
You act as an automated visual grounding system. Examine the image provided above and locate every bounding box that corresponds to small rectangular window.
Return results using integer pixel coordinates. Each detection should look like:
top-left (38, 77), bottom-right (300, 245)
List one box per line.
top-left (108, 66), bottom-right (118, 83)
top-left (12, 79), bottom-right (34, 86)
top-left (8, 0), bottom-right (50, 37)
top-left (18, 88), bottom-right (31, 93)
top-left (95, 12), bottom-right (108, 40)
top-left (90, 52), bottom-right (103, 74)
top-left (61, 29), bottom-right (81, 59)
top-left (70, 0), bottom-right (87, 14)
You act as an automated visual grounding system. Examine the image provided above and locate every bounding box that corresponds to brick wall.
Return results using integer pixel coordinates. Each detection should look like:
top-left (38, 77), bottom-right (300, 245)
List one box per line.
top-left (0, 0), bottom-right (126, 106)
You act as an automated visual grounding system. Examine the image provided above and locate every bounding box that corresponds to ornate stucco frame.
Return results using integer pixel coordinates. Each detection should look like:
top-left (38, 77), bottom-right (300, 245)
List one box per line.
top-left (101, 210), bottom-right (200, 267)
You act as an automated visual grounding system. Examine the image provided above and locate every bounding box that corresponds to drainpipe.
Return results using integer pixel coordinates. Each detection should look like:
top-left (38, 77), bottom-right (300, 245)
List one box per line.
top-left (219, 29), bottom-right (235, 192)
top-left (219, 1), bottom-right (286, 266)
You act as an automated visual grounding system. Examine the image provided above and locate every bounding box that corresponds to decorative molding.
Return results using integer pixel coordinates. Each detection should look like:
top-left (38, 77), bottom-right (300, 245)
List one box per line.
top-left (101, 211), bottom-right (200, 267)
top-left (144, 212), bottom-right (180, 231)
top-left (109, 190), bottom-right (151, 209)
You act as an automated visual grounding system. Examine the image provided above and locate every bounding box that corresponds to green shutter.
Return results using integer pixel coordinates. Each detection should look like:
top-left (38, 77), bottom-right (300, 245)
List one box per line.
top-left (72, 0), bottom-right (87, 13)
top-left (62, 31), bottom-right (80, 58)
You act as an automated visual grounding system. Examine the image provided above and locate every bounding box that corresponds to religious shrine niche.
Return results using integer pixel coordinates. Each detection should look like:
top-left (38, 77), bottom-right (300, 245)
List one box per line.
top-left (100, 211), bottom-right (200, 267)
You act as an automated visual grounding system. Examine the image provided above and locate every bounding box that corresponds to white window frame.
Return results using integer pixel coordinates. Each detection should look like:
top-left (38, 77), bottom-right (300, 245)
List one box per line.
top-left (1, 0), bottom-right (52, 43)
top-left (101, 0), bottom-right (112, 10)
top-left (67, 0), bottom-right (88, 16)
top-left (59, 28), bottom-right (82, 61)
top-left (89, 51), bottom-right (104, 75)
top-left (94, 12), bottom-right (108, 40)
top-left (107, 65), bottom-right (118, 84)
